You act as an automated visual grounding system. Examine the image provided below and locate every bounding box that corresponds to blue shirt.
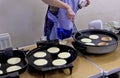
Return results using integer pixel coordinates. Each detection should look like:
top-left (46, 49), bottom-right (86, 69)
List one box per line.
top-left (44, 0), bottom-right (80, 40)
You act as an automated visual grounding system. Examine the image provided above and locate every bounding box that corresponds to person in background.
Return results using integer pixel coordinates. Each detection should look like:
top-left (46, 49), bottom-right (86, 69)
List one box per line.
top-left (42, 0), bottom-right (90, 40)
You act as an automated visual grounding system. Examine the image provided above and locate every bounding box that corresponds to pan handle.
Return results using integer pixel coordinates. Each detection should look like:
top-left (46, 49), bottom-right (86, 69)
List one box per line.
top-left (72, 41), bottom-right (86, 52)
top-left (0, 71), bottom-right (20, 78)
top-left (16, 49), bottom-right (29, 56)
top-left (72, 23), bottom-right (78, 35)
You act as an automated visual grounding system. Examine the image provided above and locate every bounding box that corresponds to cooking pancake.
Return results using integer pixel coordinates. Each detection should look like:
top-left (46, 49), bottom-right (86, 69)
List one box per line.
top-left (0, 70), bottom-right (3, 74)
top-left (85, 42), bottom-right (95, 46)
top-left (98, 42), bottom-right (109, 46)
top-left (7, 57), bottom-right (21, 65)
top-left (101, 36), bottom-right (112, 41)
top-left (52, 59), bottom-right (67, 66)
top-left (47, 47), bottom-right (60, 53)
top-left (34, 59), bottom-right (48, 66)
top-left (80, 38), bottom-right (92, 43)
top-left (6, 65), bottom-right (22, 73)
top-left (89, 34), bottom-right (99, 39)
top-left (33, 51), bottom-right (47, 58)
top-left (58, 52), bottom-right (71, 59)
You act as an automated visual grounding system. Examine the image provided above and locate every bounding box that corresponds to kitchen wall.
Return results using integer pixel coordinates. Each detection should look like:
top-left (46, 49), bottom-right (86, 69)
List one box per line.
top-left (0, 0), bottom-right (120, 48)
top-left (0, 0), bottom-right (47, 47)
top-left (75, 0), bottom-right (120, 30)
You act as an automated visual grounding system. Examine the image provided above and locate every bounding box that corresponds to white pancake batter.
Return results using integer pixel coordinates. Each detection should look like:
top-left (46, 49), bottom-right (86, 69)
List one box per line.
top-left (34, 59), bottom-right (48, 66)
top-left (47, 47), bottom-right (60, 53)
top-left (85, 42), bottom-right (95, 46)
top-left (89, 34), bottom-right (99, 39)
top-left (6, 65), bottom-right (22, 73)
top-left (58, 52), bottom-right (71, 59)
top-left (0, 70), bottom-right (3, 74)
top-left (52, 59), bottom-right (67, 66)
top-left (33, 52), bottom-right (47, 58)
top-left (7, 57), bottom-right (21, 65)
top-left (81, 38), bottom-right (92, 43)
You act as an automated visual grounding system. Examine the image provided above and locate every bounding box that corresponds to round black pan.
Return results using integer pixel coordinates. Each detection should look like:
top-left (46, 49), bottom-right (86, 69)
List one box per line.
top-left (0, 48), bottom-right (27, 77)
top-left (26, 44), bottom-right (77, 72)
top-left (72, 29), bottom-right (119, 54)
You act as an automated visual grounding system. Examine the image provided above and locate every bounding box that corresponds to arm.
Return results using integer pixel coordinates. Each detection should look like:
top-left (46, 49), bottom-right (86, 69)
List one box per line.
top-left (42, 0), bottom-right (75, 22)
top-left (42, 0), bottom-right (70, 10)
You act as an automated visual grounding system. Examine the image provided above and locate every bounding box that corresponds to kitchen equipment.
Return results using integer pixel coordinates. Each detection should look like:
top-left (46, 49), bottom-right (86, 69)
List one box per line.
top-left (88, 20), bottom-right (103, 29)
top-left (26, 40), bottom-right (77, 78)
top-left (0, 33), bottom-right (12, 50)
top-left (104, 21), bottom-right (120, 34)
top-left (0, 48), bottom-right (28, 78)
top-left (72, 29), bottom-right (119, 54)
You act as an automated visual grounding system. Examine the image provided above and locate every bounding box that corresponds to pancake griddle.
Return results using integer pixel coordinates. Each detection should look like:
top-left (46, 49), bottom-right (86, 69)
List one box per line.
top-left (76, 30), bottom-right (117, 46)
top-left (0, 48), bottom-right (27, 78)
top-left (27, 40), bottom-right (77, 78)
top-left (27, 45), bottom-right (77, 70)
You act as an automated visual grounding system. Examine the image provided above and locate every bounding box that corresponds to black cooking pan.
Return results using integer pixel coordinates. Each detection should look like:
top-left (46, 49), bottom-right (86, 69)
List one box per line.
top-left (0, 48), bottom-right (27, 78)
top-left (72, 29), bottom-right (119, 54)
top-left (26, 44), bottom-right (77, 72)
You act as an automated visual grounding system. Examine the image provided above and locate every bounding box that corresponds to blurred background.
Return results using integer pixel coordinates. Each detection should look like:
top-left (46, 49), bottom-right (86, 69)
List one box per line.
top-left (0, 0), bottom-right (120, 48)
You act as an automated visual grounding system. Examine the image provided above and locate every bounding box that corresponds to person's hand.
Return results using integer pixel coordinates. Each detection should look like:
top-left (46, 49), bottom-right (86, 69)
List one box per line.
top-left (66, 7), bottom-right (75, 22)
top-left (85, 0), bottom-right (90, 7)
top-left (78, 0), bottom-right (90, 9)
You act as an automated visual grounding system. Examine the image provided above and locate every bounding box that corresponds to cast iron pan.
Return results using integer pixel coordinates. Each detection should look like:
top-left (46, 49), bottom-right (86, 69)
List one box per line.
top-left (26, 44), bottom-right (77, 72)
top-left (72, 29), bottom-right (119, 54)
top-left (74, 29), bottom-right (118, 46)
top-left (0, 48), bottom-right (27, 78)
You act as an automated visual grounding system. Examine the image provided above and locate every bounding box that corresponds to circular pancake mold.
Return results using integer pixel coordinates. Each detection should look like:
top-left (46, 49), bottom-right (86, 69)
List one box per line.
top-left (33, 52), bottom-right (47, 58)
top-left (101, 36), bottom-right (112, 41)
top-left (58, 52), bottom-right (71, 59)
top-left (0, 70), bottom-right (3, 74)
top-left (81, 38), bottom-right (92, 43)
top-left (6, 65), bottom-right (22, 73)
top-left (52, 59), bottom-right (67, 66)
top-left (34, 59), bottom-right (48, 66)
top-left (85, 42), bottom-right (95, 45)
top-left (89, 34), bottom-right (99, 39)
top-left (47, 47), bottom-right (60, 53)
top-left (7, 57), bottom-right (21, 65)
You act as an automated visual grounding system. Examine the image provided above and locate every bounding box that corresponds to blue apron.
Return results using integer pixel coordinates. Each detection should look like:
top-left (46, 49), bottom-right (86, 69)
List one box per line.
top-left (44, 0), bottom-right (79, 40)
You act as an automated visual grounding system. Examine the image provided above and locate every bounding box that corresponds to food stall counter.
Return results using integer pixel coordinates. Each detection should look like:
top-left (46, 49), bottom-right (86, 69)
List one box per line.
top-left (20, 44), bottom-right (102, 78)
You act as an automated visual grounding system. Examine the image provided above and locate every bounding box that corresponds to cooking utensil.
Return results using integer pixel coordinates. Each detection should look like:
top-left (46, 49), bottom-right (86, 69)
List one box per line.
top-left (0, 48), bottom-right (28, 78)
top-left (26, 40), bottom-right (77, 78)
top-left (72, 29), bottom-right (119, 54)
top-left (26, 44), bottom-right (77, 71)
